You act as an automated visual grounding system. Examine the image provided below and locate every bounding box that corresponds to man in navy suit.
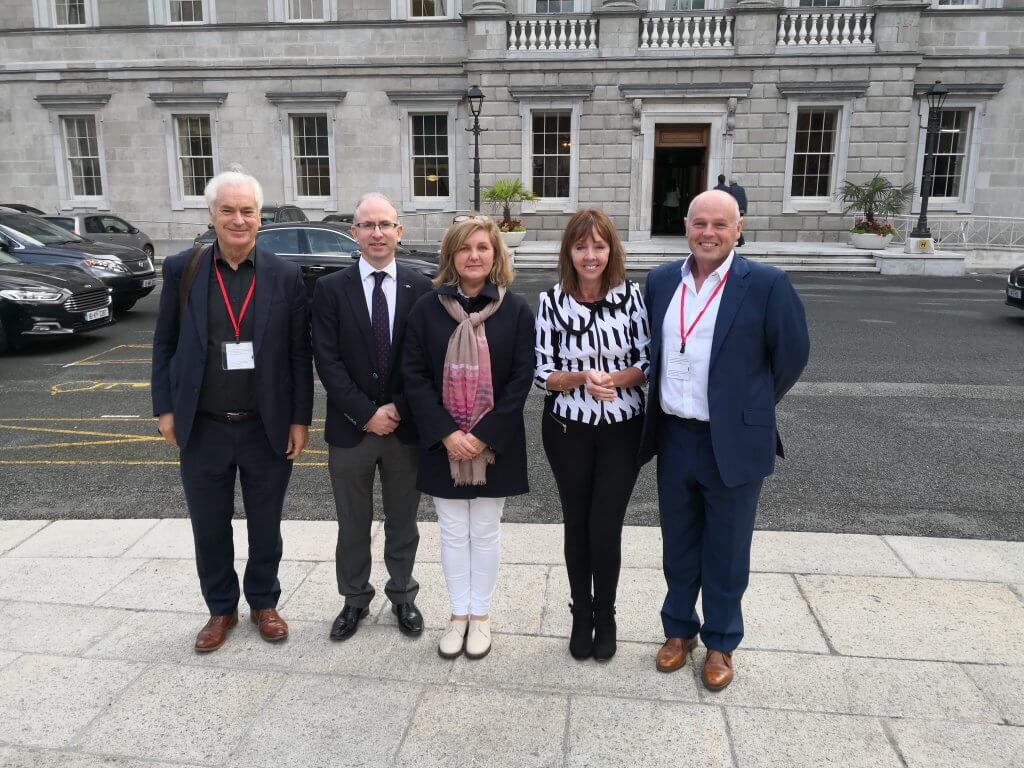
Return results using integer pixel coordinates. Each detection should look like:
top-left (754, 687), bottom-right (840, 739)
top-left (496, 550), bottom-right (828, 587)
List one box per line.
top-left (312, 193), bottom-right (432, 642)
top-left (152, 171), bottom-right (313, 653)
top-left (640, 189), bottom-right (809, 690)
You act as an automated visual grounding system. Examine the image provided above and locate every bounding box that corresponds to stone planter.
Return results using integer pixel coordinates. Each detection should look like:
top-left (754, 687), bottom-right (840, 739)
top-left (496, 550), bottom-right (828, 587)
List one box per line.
top-left (849, 232), bottom-right (893, 250)
top-left (500, 230), bottom-right (526, 249)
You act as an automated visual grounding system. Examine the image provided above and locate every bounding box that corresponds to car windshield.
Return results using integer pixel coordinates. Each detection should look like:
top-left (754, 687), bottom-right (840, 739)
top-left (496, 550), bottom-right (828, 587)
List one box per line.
top-left (261, 211), bottom-right (277, 225)
top-left (0, 213), bottom-right (84, 246)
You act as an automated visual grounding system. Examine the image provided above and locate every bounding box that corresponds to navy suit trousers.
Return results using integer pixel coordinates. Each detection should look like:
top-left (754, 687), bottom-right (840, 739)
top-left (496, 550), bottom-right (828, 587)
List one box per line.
top-left (179, 415), bottom-right (293, 615)
top-left (657, 414), bottom-right (763, 652)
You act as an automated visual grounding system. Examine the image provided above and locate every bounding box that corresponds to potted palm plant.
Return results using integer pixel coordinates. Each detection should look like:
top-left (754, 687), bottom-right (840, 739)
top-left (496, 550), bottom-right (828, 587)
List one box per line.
top-left (482, 178), bottom-right (537, 248)
top-left (839, 175), bottom-right (913, 250)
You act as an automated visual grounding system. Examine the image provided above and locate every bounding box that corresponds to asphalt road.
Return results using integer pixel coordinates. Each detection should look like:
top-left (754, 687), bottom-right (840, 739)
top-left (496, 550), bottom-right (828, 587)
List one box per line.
top-left (1, 269), bottom-right (1021, 540)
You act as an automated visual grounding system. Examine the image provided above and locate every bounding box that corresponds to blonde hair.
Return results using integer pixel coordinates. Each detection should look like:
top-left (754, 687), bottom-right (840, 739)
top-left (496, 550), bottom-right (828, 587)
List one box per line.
top-left (434, 217), bottom-right (515, 288)
top-left (557, 209), bottom-right (626, 299)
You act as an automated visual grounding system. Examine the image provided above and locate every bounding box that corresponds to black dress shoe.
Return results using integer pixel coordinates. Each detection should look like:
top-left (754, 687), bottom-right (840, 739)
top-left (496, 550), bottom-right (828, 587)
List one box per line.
top-left (329, 605), bottom-right (369, 641)
top-left (392, 602), bottom-right (424, 636)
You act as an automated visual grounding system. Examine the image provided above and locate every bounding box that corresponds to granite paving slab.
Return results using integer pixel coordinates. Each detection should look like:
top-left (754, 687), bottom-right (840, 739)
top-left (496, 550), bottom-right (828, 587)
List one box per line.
top-left (94, 558), bottom-right (315, 614)
top-left (750, 532), bottom-right (910, 577)
top-left (0, 655), bottom-right (143, 749)
top-left (5, 519), bottom-right (158, 558)
top-left (278, 559), bottom-right (383, 622)
top-left (0, 557), bottom-right (145, 605)
top-left (78, 664), bottom-right (286, 765)
top-left (290, 624), bottom-right (454, 685)
top-left (122, 518), bottom-right (246, 559)
top-left (541, 566), bottom-right (664, 642)
top-left (0, 520), bottom-right (49, 555)
top-left (0, 747), bottom-right (206, 768)
top-left (0, 601), bottom-right (136, 655)
top-left (884, 536), bottom-right (1024, 583)
top-left (0, 649), bottom-right (19, 668)
top-left (889, 720), bottom-right (1024, 768)
top-left (567, 695), bottom-right (732, 768)
top-left (693, 648), bottom-right (1001, 722)
top-left (449, 633), bottom-right (701, 702)
top-left (727, 709), bottom-right (903, 768)
top-left (279, 519), bottom-right (340, 561)
top-left (961, 664), bottom-right (1024, 726)
top-left (226, 674), bottom-right (423, 768)
top-left (798, 575), bottom-right (1024, 663)
top-left (397, 685), bottom-right (567, 768)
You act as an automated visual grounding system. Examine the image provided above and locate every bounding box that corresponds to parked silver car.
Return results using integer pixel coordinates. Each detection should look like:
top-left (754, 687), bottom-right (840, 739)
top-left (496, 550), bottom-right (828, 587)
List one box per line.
top-left (44, 214), bottom-right (154, 259)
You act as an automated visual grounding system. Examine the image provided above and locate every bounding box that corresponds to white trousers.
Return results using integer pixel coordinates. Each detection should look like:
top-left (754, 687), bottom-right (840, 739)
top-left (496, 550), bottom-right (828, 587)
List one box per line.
top-left (433, 496), bottom-right (505, 616)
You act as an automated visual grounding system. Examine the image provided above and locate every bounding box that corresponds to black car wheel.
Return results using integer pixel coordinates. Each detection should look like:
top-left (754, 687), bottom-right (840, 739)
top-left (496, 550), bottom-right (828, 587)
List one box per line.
top-left (143, 244), bottom-right (154, 258)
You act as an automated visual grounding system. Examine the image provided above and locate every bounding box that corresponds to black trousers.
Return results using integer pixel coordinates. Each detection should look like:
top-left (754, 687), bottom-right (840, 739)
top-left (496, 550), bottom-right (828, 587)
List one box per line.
top-left (542, 411), bottom-right (643, 610)
top-left (179, 415), bottom-right (293, 616)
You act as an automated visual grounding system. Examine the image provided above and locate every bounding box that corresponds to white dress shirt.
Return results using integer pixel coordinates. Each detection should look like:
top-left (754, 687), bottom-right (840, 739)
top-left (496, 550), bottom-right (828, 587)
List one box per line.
top-left (358, 256), bottom-right (397, 338)
top-left (659, 252), bottom-right (734, 422)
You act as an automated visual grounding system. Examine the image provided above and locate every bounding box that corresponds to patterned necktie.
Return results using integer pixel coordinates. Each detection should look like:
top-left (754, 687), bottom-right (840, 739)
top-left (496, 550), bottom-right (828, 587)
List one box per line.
top-left (371, 271), bottom-right (391, 374)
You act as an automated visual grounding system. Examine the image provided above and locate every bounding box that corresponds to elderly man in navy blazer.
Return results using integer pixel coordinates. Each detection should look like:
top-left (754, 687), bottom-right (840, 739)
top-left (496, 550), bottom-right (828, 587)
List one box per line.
top-left (640, 189), bottom-right (809, 691)
top-left (152, 170), bottom-right (313, 653)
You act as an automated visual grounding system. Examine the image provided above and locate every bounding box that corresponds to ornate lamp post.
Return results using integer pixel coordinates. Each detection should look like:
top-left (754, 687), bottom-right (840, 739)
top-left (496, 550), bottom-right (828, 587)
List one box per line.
top-left (910, 80), bottom-right (949, 242)
top-left (466, 85), bottom-right (485, 213)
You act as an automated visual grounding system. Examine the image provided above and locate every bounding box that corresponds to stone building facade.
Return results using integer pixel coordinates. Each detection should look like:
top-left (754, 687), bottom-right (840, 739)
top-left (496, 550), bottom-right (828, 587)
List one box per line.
top-left (0, 0), bottom-right (1021, 247)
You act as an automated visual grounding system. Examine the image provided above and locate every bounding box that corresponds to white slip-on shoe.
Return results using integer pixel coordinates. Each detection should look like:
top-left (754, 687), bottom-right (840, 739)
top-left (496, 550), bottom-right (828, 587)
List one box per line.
top-left (465, 618), bottom-right (492, 660)
top-left (438, 619), bottom-right (469, 659)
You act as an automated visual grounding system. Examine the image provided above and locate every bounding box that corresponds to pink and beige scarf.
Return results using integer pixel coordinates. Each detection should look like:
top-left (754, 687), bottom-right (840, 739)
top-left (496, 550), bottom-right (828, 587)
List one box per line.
top-left (439, 286), bottom-right (506, 486)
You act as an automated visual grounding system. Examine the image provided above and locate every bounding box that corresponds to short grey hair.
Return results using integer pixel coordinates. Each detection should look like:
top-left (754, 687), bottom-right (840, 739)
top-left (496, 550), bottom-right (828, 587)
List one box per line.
top-left (204, 171), bottom-right (264, 212)
top-left (353, 192), bottom-right (399, 222)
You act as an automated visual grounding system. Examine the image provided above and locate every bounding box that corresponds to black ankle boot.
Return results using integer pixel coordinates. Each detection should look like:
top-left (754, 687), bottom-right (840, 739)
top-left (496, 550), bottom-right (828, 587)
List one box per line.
top-left (568, 601), bottom-right (594, 660)
top-left (592, 606), bottom-right (617, 661)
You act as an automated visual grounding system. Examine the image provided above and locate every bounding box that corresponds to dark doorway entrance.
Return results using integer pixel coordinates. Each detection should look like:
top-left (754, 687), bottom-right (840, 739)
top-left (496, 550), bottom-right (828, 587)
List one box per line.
top-left (651, 124), bottom-right (709, 236)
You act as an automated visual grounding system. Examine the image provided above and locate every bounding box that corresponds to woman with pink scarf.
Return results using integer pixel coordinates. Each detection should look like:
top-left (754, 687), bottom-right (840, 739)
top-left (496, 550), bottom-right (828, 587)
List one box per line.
top-left (403, 216), bottom-right (534, 660)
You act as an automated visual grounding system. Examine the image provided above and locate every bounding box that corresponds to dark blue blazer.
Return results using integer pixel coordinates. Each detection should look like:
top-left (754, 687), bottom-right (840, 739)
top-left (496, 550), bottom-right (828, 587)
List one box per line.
top-left (638, 255), bottom-right (809, 488)
top-left (151, 245), bottom-right (314, 455)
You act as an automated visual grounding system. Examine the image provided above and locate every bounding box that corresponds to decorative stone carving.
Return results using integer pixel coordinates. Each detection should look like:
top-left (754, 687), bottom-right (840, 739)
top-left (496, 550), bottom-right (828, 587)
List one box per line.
top-left (471, 0), bottom-right (507, 11)
top-left (726, 97), bottom-right (737, 135)
top-left (632, 99), bottom-right (641, 136)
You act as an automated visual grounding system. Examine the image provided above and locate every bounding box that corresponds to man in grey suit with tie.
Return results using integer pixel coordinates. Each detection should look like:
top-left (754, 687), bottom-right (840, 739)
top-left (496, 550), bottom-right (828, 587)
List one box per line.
top-left (312, 193), bottom-right (433, 641)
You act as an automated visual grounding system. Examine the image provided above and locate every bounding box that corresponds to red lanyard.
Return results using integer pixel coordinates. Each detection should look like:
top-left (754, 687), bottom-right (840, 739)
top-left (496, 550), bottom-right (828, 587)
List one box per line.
top-left (680, 270), bottom-right (729, 354)
top-left (212, 255), bottom-right (256, 342)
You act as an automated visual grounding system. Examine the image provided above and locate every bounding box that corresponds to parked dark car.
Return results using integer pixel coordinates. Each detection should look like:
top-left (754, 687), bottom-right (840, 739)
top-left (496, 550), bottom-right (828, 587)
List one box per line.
top-left (254, 221), bottom-right (437, 299)
top-left (0, 203), bottom-right (46, 215)
top-left (193, 204), bottom-right (308, 246)
top-left (1007, 265), bottom-right (1024, 310)
top-left (0, 212), bottom-right (156, 314)
top-left (0, 251), bottom-right (113, 353)
top-left (44, 214), bottom-right (155, 259)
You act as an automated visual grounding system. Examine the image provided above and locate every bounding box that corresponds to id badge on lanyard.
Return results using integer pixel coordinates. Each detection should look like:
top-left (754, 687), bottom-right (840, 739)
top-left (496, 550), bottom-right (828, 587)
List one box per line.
top-left (213, 255), bottom-right (256, 371)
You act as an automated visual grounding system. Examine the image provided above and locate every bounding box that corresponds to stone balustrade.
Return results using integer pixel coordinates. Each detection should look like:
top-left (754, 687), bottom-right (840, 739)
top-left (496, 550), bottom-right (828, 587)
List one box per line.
top-left (507, 16), bottom-right (599, 52)
top-left (776, 10), bottom-right (874, 47)
top-left (639, 13), bottom-right (735, 50)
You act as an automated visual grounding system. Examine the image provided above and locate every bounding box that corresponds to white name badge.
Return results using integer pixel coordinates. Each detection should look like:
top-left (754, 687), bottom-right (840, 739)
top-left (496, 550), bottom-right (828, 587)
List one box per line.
top-left (666, 350), bottom-right (692, 380)
top-left (222, 341), bottom-right (255, 370)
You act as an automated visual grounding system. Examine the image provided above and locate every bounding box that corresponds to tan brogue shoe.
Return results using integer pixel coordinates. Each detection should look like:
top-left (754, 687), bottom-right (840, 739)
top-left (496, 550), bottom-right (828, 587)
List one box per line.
top-left (194, 612), bottom-right (238, 653)
top-left (250, 607), bottom-right (289, 643)
top-left (655, 636), bottom-right (698, 673)
top-left (702, 650), bottom-right (734, 691)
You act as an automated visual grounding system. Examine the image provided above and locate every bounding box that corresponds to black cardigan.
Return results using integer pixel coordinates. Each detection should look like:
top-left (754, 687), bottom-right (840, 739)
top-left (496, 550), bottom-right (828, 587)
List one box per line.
top-left (402, 284), bottom-right (535, 499)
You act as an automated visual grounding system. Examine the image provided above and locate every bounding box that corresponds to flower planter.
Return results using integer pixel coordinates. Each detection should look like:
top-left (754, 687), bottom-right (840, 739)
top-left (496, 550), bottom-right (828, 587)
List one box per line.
top-left (849, 232), bottom-right (893, 250)
top-left (500, 230), bottom-right (526, 249)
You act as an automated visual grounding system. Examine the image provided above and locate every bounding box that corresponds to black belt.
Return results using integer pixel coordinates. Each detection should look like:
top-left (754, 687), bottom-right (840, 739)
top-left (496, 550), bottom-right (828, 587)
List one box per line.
top-left (665, 414), bottom-right (710, 432)
top-left (201, 410), bottom-right (259, 423)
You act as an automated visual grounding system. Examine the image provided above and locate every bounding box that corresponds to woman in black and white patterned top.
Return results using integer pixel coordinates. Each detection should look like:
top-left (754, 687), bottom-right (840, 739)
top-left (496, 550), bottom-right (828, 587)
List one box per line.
top-left (534, 208), bottom-right (651, 663)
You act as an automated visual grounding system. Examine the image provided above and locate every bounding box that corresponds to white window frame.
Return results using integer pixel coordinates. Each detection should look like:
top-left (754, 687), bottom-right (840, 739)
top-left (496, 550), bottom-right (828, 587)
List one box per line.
top-left (522, 0), bottom-right (594, 11)
top-left (519, 100), bottom-right (582, 214)
top-left (33, 0), bottom-right (98, 27)
top-left (282, 111), bottom-right (338, 209)
top-left (147, 0), bottom-right (215, 25)
top-left (391, 0), bottom-right (460, 20)
top-left (35, 95), bottom-right (110, 211)
top-left (912, 98), bottom-right (984, 215)
top-left (58, 115), bottom-right (108, 206)
top-left (653, 0), bottom-right (720, 10)
top-left (783, 0), bottom-right (852, 7)
top-left (161, 111), bottom-right (220, 210)
top-left (403, 108), bottom-right (458, 211)
top-left (782, 99), bottom-right (851, 214)
top-left (268, 0), bottom-right (337, 22)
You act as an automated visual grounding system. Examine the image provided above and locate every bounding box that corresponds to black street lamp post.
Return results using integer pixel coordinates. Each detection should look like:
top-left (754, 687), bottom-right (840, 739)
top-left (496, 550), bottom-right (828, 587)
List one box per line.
top-left (910, 80), bottom-right (949, 240)
top-left (466, 85), bottom-right (485, 213)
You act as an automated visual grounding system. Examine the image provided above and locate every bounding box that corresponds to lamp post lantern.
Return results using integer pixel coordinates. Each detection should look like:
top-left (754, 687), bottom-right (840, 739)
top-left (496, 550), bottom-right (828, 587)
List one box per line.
top-left (466, 85), bottom-right (485, 213)
top-left (909, 80), bottom-right (949, 243)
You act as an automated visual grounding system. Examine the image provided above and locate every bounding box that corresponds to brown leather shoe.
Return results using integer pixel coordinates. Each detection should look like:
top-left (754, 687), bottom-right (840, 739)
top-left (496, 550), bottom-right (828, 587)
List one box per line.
top-left (194, 612), bottom-right (238, 653)
top-left (655, 636), bottom-right (698, 673)
top-left (250, 607), bottom-right (289, 643)
top-left (702, 650), bottom-right (734, 691)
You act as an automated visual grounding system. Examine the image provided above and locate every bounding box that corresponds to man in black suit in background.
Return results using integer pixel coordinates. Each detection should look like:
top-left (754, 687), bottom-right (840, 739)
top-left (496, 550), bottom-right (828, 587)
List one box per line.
top-left (713, 174), bottom-right (747, 247)
top-left (152, 170), bottom-right (313, 653)
top-left (312, 193), bottom-right (433, 641)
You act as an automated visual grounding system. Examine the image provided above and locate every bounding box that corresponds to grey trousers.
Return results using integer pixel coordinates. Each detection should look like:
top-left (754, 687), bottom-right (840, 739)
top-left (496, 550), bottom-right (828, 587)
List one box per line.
top-left (328, 436), bottom-right (421, 608)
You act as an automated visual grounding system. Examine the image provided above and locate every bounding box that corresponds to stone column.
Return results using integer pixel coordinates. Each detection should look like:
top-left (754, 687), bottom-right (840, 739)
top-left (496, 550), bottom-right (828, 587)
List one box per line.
top-left (871, 0), bottom-right (928, 53)
top-left (732, 0), bottom-right (782, 57)
top-left (471, 0), bottom-right (507, 11)
top-left (599, 0), bottom-right (639, 8)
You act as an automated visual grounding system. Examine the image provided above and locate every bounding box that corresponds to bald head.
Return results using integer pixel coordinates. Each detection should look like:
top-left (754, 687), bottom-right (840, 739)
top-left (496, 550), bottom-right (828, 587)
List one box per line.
top-left (685, 190), bottom-right (744, 270)
top-left (354, 192), bottom-right (398, 222)
top-left (687, 190), bottom-right (741, 223)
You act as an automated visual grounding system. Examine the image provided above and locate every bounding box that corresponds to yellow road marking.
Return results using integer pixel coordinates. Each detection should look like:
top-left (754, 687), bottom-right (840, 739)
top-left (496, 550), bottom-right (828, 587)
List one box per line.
top-left (0, 460), bottom-right (327, 467)
top-left (51, 381), bottom-right (151, 395)
top-left (0, 424), bottom-right (160, 440)
top-left (63, 344), bottom-right (152, 368)
top-left (7, 438), bottom-right (163, 450)
top-left (0, 417), bottom-right (327, 423)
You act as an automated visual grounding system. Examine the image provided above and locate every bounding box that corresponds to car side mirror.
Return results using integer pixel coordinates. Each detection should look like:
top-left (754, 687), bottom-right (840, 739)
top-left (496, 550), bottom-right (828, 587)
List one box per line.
top-left (351, 250), bottom-right (361, 260)
top-left (128, 227), bottom-right (139, 234)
